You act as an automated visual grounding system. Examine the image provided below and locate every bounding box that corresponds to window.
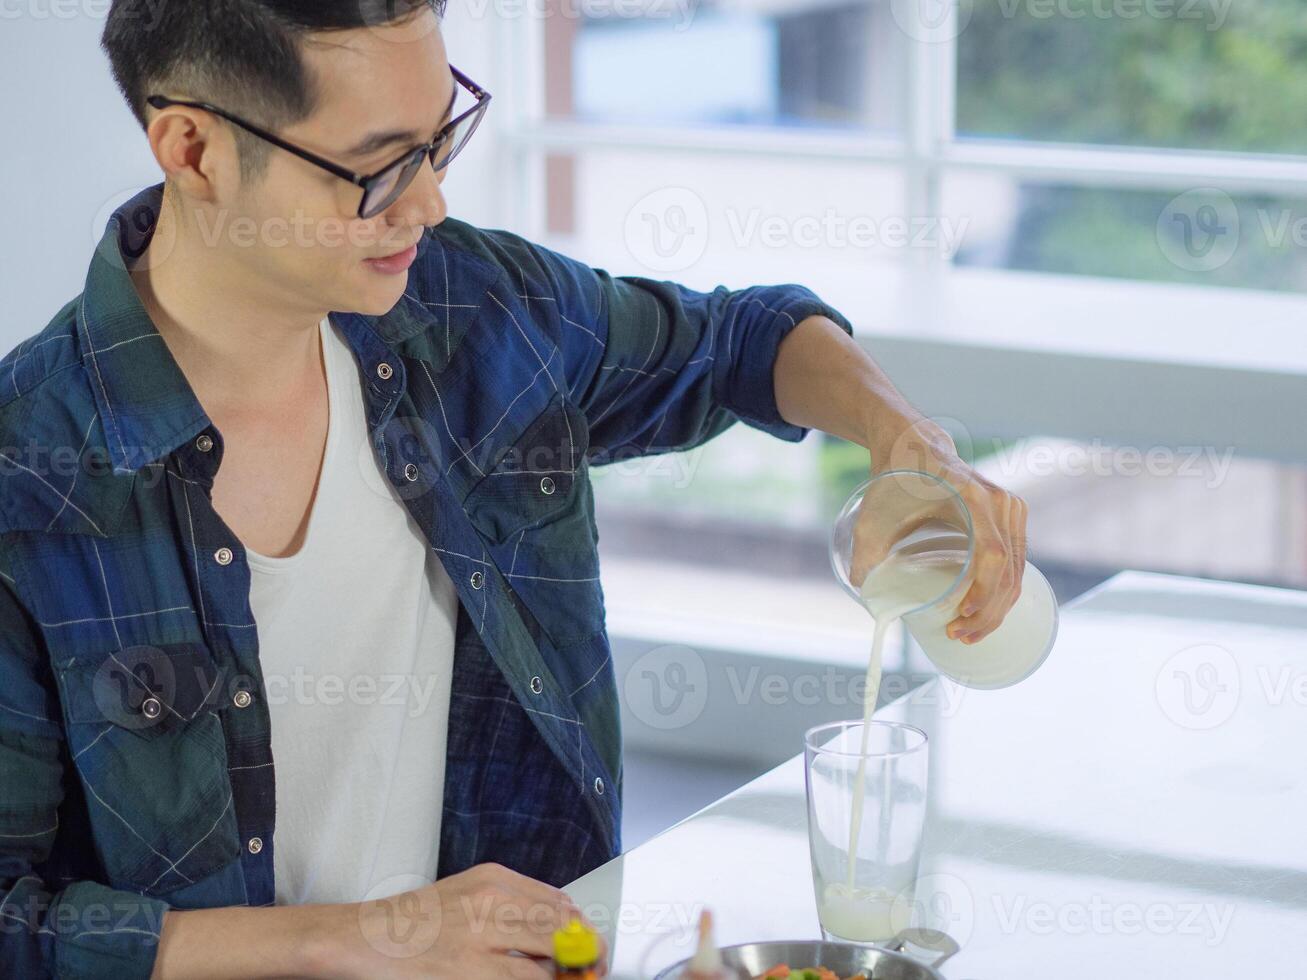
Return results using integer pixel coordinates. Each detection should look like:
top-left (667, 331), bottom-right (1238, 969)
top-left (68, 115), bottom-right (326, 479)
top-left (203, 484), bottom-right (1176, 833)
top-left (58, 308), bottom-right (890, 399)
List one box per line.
top-left (497, 0), bottom-right (1307, 600)
top-left (519, 0), bottom-right (1307, 291)
top-left (946, 179), bottom-right (1307, 291)
top-left (564, 0), bottom-right (905, 132)
top-left (956, 0), bottom-right (1307, 155)
top-left (951, 0), bottom-right (1307, 290)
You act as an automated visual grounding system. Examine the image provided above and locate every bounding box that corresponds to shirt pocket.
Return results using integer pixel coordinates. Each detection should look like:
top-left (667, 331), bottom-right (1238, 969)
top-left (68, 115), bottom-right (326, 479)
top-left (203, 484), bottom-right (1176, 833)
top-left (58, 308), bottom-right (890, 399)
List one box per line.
top-left (464, 394), bottom-right (606, 647)
top-left (53, 642), bottom-right (241, 895)
top-left (463, 392), bottom-right (590, 546)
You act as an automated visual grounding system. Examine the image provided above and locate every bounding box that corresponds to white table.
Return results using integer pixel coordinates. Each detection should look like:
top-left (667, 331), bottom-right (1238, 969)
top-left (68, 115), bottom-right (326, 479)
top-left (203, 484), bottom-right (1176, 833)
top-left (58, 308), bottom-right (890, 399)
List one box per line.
top-left (566, 571), bottom-right (1307, 978)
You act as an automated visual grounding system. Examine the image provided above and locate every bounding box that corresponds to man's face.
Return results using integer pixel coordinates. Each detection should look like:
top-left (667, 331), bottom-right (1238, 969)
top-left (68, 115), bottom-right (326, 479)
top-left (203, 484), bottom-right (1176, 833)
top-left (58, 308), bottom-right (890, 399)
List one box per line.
top-left (220, 11), bottom-right (452, 317)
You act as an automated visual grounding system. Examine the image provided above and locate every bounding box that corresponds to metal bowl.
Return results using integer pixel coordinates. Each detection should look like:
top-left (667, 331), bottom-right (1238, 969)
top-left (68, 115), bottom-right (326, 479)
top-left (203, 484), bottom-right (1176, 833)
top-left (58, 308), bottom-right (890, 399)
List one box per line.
top-left (652, 931), bottom-right (957, 980)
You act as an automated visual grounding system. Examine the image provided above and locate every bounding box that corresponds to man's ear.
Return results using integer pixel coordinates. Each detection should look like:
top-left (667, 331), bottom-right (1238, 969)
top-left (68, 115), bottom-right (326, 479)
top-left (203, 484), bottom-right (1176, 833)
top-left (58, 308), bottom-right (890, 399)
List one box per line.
top-left (145, 106), bottom-right (231, 205)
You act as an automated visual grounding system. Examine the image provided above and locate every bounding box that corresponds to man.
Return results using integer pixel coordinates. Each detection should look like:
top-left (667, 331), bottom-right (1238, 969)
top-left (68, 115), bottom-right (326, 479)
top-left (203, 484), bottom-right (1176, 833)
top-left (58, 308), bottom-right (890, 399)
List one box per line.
top-left (0, 1), bottom-right (1028, 977)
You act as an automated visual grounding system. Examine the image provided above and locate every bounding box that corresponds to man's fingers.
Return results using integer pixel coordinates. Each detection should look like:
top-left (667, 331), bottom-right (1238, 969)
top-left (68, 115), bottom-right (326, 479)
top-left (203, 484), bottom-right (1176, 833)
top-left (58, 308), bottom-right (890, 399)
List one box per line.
top-left (1007, 493), bottom-right (1027, 607)
top-left (972, 493), bottom-right (1027, 640)
top-left (487, 912), bottom-right (557, 959)
top-left (479, 865), bottom-right (581, 929)
top-left (458, 865), bottom-right (589, 958)
top-left (948, 495), bottom-right (1028, 642)
top-left (950, 488), bottom-right (1032, 641)
top-left (947, 515), bottom-right (1007, 638)
top-left (495, 895), bottom-right (603, 964)
top-left (951, 563), bottom-right (1015, 641)
top-left (1010, 493), bottom-right (1029, 574)
top-left (956, 561), bottom-right (1017, 641)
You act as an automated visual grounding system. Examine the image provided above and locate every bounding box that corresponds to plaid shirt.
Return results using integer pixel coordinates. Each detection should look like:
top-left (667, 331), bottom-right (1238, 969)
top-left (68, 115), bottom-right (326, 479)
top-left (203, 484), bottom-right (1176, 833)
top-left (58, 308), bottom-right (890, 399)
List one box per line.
top-left (0, 182), bottom-right (853, 978)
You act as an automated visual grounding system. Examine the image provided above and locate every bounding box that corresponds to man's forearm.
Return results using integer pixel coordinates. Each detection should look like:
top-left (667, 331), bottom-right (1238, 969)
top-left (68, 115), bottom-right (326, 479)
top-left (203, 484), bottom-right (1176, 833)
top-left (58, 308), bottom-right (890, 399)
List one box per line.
top-left (151, 902), bottom-right (351, 980)
top-left (774, 314), bottom-right (923, 466)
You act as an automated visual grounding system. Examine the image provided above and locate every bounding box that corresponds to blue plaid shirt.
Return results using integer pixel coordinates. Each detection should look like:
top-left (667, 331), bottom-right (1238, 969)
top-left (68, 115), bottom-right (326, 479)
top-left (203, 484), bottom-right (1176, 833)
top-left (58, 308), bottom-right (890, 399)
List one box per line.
top-left (0, 182), bottom-right (853, 978)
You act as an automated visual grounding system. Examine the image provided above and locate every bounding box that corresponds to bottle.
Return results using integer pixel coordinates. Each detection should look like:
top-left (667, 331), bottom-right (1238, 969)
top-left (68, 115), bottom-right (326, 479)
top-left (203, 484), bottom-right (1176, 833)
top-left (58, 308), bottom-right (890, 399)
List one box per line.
top-left (685, 909), bottom-right (727, 979)
top-left (553, 917), bottom-right (601, 979)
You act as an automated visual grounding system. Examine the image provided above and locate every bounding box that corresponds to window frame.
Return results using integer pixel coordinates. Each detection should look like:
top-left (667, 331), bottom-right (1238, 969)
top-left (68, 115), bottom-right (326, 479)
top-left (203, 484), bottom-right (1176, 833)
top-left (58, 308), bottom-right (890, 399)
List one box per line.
top-left (503, 1), bottom-right (1307, 234)
top-left (489, 2), bottom-right (1307, 466)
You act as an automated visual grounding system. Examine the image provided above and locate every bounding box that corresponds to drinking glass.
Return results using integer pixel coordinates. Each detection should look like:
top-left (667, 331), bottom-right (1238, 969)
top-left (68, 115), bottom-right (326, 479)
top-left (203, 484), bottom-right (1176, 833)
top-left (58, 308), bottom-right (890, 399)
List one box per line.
top-left (804, 720), bottom-right (929, 944)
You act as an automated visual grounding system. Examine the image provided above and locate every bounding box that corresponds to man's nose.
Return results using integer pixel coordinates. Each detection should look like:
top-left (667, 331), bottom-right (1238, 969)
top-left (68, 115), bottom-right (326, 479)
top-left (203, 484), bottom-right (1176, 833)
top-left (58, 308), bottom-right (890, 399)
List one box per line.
top-left (388, 160), bottom-right (447, 228)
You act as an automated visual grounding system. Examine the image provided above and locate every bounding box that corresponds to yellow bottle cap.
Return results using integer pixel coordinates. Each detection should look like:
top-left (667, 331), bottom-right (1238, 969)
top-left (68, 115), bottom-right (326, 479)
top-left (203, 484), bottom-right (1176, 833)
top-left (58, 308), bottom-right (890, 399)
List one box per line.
top-left (553, 917), bottom-right (600, 968)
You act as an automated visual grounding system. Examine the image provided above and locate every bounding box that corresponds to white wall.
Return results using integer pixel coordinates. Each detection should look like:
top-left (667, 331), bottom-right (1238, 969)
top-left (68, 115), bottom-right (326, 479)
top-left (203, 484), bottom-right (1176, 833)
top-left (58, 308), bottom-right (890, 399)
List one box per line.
top-left (0, 5), bottom-right (500, 351)
top-left (1, 10), bottom-right (151, 344)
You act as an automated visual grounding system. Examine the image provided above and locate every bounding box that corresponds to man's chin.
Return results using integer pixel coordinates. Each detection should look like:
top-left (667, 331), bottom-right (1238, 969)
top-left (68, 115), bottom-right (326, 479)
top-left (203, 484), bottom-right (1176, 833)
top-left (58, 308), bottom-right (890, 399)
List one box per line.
top-left (340, 274), bottom-right (409, 317)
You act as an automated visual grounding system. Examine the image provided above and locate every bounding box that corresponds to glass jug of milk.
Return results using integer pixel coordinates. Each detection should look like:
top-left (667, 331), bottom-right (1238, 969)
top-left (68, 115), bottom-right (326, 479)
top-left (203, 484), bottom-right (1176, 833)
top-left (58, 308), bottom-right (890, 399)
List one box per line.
top-left (830, 470), bottom-right (1058, 689)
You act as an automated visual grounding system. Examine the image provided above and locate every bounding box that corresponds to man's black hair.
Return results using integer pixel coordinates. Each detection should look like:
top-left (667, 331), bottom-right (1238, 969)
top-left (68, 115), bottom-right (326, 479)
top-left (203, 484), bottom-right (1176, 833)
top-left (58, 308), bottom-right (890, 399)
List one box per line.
top-left (102, 0), bottom-right (447, 182)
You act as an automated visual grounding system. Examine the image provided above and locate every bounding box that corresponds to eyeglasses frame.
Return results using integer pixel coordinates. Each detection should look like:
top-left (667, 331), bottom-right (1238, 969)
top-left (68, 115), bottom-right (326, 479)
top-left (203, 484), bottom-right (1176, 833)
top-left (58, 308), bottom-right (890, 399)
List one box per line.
top-left (145, 64), bottom-right (491, 218)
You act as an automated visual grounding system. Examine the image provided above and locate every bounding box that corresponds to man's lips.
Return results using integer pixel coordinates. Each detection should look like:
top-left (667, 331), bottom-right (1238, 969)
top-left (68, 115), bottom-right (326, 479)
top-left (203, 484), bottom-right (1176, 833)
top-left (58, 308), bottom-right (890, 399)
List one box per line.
top-left (369, 237), bottom-right (422, 259)
top-left (363, 241), bottom-right (420, 275)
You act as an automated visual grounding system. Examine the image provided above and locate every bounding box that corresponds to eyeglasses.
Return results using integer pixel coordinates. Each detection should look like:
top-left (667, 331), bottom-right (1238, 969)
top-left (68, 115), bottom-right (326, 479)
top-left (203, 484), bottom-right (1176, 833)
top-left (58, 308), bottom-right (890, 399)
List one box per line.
top-left (146, 65), bottom-right (491, 219)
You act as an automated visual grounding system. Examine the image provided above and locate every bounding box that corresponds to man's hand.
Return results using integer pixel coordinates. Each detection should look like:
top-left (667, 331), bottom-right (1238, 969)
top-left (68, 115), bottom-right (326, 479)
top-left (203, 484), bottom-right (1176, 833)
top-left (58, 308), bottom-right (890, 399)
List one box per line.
top-left (321, 864), bottom-right (607, 980)
top-left (151, 863), bottom-right (605, 980)
top-left (873, 414), bottom-right (1028, 645)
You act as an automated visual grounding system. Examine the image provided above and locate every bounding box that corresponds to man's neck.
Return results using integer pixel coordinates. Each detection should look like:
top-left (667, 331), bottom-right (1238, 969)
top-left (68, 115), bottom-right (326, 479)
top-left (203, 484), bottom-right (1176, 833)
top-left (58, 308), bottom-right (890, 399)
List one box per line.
top-left (131, 198), bottom-right (328, 420)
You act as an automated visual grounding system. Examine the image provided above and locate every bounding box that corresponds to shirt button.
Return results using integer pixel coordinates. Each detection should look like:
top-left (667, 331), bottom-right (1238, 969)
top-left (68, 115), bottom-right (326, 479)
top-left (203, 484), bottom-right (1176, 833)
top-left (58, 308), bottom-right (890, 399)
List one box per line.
top-left (403, 462), bottom-right (419, 482)
top-left (247, 836), bottom-right (264, 855)
top-left (195, 434), bottom-right (214, 453)
top-left (593, 777), bottom-right (605, 796)
top-left (539, 476), bottom-right (556, 495)
top-left (214, 547), bottom-right (234, 566)
top-left (529, 676), bottom-right (544, 695)
top-left (232, 690), bottom-right (253, 709)
top-left (376, 362), bottom-right (394, 380)
top-left (470, 570), bottom-right (484, 590)
top-left (141, 696), bottom-right (162, 720)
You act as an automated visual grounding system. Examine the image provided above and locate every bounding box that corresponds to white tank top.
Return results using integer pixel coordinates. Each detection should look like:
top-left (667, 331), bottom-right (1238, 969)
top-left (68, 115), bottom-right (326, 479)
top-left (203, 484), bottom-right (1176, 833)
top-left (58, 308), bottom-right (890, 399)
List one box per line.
top-left (247, 316), bottom-right (458, 906)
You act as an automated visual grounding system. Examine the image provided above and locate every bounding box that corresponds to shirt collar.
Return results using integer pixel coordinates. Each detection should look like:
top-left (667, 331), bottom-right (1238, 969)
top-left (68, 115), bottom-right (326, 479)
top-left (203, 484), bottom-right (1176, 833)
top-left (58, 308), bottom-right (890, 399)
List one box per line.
top-left (77, 183), bottom-right (210, 474)
top-left (79, 182), bottom-right (461, 475)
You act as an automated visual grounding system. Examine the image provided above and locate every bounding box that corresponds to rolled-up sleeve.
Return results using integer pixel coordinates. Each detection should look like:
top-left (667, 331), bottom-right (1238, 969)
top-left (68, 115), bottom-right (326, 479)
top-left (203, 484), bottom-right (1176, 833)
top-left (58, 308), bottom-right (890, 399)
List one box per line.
top-left (496, 233), bottom-right (855, 462)
top-left (0, 574), bottom-right (168, 980)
